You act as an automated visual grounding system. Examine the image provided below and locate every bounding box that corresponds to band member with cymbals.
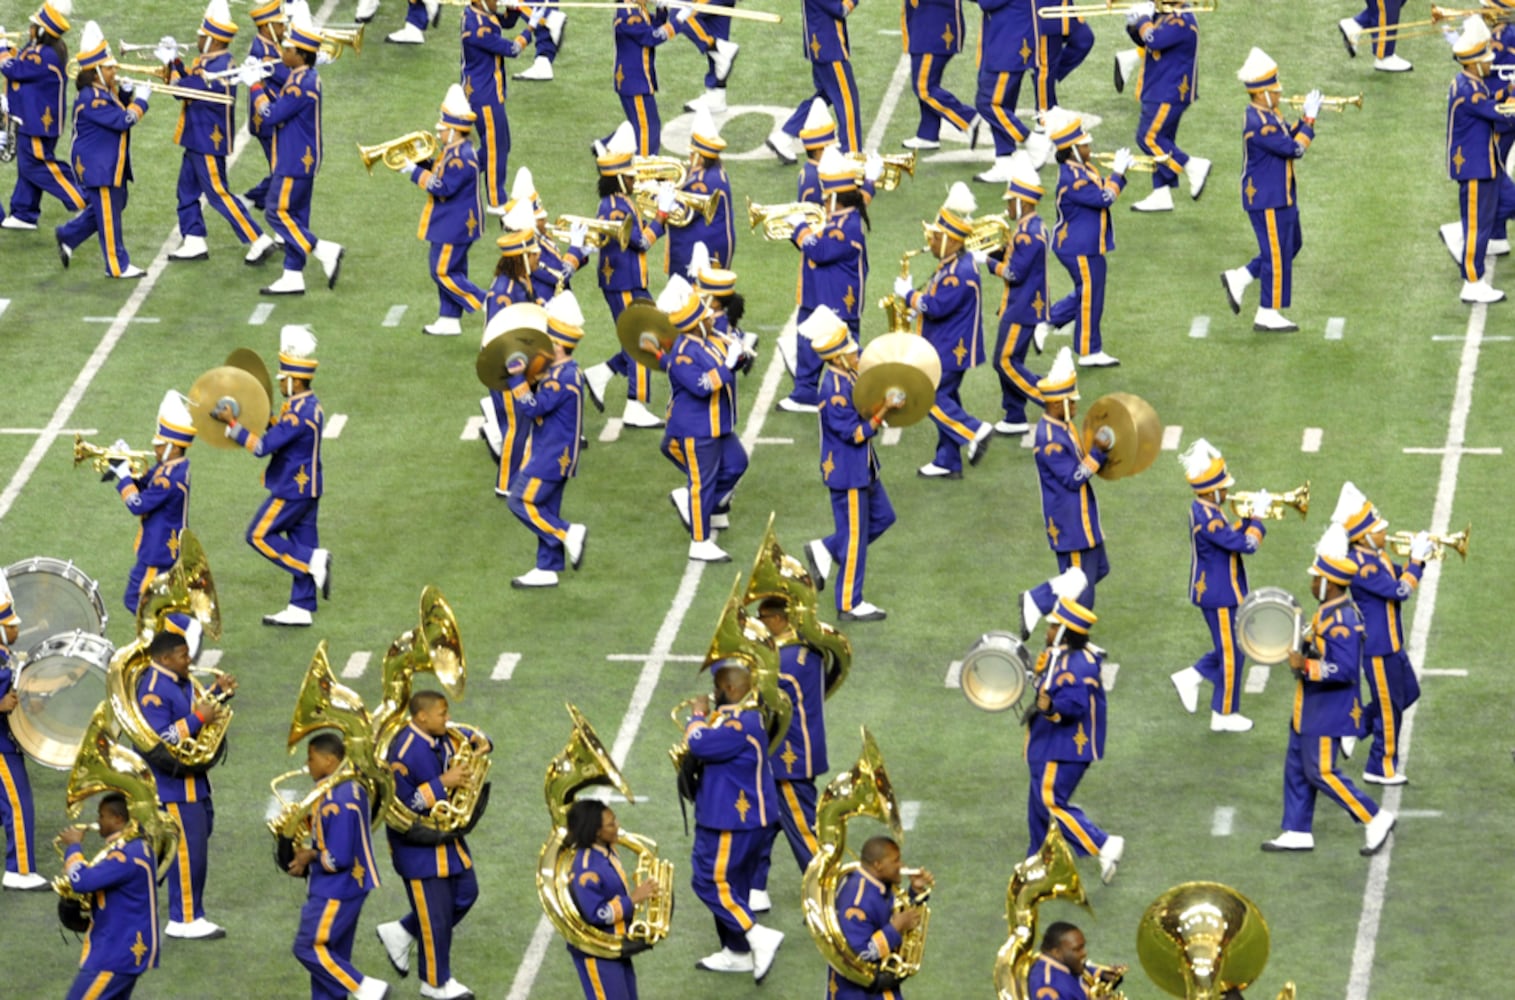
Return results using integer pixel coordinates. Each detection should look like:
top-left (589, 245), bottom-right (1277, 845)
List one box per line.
top-left (1124, 1), bottom-right (1211, 214)
top-left (984, 151), bottom-right (1049, 437)
top-left (770, 0), bottom-right (864, 163)
top-left (0, 581), bottom-right (45, 892)
top-left (58, 793), bottom-right (160, 998)
top-left (828, 836), bottom-right (932, 999)
top-left (480, 205), bottom-right (542, 493)
top-left (107, 391), bottom-right (196, 615)
top-left (1, 0), bottom-right (89, 233)
top-left (561, 799), bottom-right (660, 1000)
top-left (1031, 348), bottom-right (1109, 610)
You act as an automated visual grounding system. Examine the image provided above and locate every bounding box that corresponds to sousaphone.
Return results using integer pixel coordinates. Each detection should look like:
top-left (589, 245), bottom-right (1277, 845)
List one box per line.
top-left (1137, 881), bottom-right (1293, 999)
top-left (187, 360), bottom-right (273, 448)
top-left (852, 332), bottom-right (943, 428)
top-left (1081, 392), bottom-right (1161, 480)
top-left (615, 298), bottom-right (676, 369)
top-left (477, 302), bottom-right (554, 391)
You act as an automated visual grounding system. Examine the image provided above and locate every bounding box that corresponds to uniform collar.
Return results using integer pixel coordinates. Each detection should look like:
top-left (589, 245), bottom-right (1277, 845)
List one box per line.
top-left (858, 868), bottom-right (888, 893)
top-left (1036, 953), bottom-right (1073, 974)
top-left (406, 720), bottom-right (440, 746)
top-left (1319, 594), bottom-right (1350, 614)
top-left (149, 662), bottom-right (188, 684)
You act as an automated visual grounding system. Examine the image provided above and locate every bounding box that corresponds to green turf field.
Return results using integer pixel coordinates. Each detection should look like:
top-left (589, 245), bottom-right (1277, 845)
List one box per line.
top-left (2, 0), bottom-right (1510, 997)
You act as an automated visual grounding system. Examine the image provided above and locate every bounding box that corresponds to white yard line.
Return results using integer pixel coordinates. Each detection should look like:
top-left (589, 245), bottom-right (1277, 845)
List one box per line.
top-left (1161, 425), bottom-right (1183, 451)
top-left (0, 299), bottom-right (11, 321)
top-left (943, 659), bottom-right (963, 688)
top-left (863, 56), bottom-right (913, 153)
top-left (461, 416), bottom-right (485, 441)
top-left (754, 436), bottom-right (794, 446)
top-left (197, 649), bottom-right (224, 670)
top-left (598, 418), bottom-right (624, 443)
top-left (1420, 668), bottom-right (1467, 677)
top-left (1401, 446), bottom-right (1501, 456)
top-left (900, 801), bottom-right (922, 831)
top-left (1188, 316), bottom-right (1209, 339)
top-left (1301, 427), bottom-right (1322, 453)
top-left (0, 427), bottom-right (96, 435)
top-left (1325, 317), bottom-right (1345, 341)
top-left (1244, 665), bottom-right (1270, 694)
top-left (1210, 806), bottom-right (1235, 837)
top-left (81, 316), bottom-right (159, 324)
top-left (248, 303), bottom-right (275, 325)
top-left (382, 304), bottom-right (408, 327)
top-left (881, 426), bottom-right (902, 447)
top-left (491, 652), bottom-right (520, 681)
top-left (605, 653), bottom-right (704, 663)
top-left (340, 651), bottom-right (371, 680)
top-left (1345, 265), bottom-right (1493, 1000)
top-left (1099, 662), bottom-right (1119, 691)
top-left (322, 414), bottom-right (347, 439)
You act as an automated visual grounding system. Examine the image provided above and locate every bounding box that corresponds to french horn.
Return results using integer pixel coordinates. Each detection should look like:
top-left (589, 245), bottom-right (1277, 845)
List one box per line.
top-left (535, 703), bottom-right (674, 958)
top-left (741, 513), bottom-right (852, 699)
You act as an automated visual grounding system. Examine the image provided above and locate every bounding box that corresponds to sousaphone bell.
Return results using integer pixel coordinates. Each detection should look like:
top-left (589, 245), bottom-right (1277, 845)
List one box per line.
top-left (477, 302), bottom-right (553, 391)
top-left (1081, 392), bottom-right (1161, 480)
top-left (1137, 881), bottom-right (1289, 999)
top-left (852, 332), bottom-right (943, 428)
top-left (615, 299), bottom-right (677, 369)
top-left (187, 362), bottom-right (272, 448)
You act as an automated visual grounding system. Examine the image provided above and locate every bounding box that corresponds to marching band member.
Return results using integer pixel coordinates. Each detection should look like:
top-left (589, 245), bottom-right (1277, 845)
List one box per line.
top-left (770, 0), bottom-right (865, 163)
top-left (1023, 596), bottom-right (1124, 883)
top-left (1014, 565), bottom-right (1085, 640)
top-left (828, 836), bottom-right (932, 1000)
top-left (894, 182), bottom-right (994, 478)
top-left (1045, 109), bottom-right (1129, 367)
top-left (1032, 349), bottom-right (1109, 609)
top-left (665, 107), bottom-right (734, 279)
top-left (1124, 1), bottom-right (1211, 214)
top-left (490, 201), bottom-right (543, 315)
top-left (385, 0), bottom-right (442, 45)
top-left (1221, 49), bottom-right (1320, 331)
top-left (515, 4), bottom-right (568, 83)
top-left (676, 0), bottom-right (740, 114)
top-left (903, 0), bottom-right (978, 152)
top-left (375, 691), bottom-right (492, 1000)
top-left (802, 307), bottom-right (900, 622)
top-left (562, 799), bottom-right (660, 1000)
top-left (1034, 4), bottom-right (1095, 116)
top-left (1028, 922), bottom-right (1127, 999)
top-left (211, 325), bottom-right (332, 627)
top-left (581, 123), bottom-right (667, 429)
top-left (1338, 0), bottom-right (1414, 73)
top-left (58, 793), bottom-right (160, 999)
top-left (1169, 439), bottom-right (1266, 733)
top-left (972, 0), bottom-right (1053, 184)
top-left (1, 0), bottom-right (88, 232)
top-left (682, 658), bottom-right (785, 980)
top-left (107, 391), bottom-right (195, 615)
top-left (653, 276), bottom-right (747, 563)
top-left (749, 596), bottom-right (829, 912)
top-left (513, 167), bottom-right (588, 303)
top-left (248, 10), bottom-right (345, 295)
top-left (1265, 524), bottom-right (1396, 857)
top-left (780, 146), bottom-right (874, 414)
top-left (505, 292), bottom-right (590, 588)
top-left (0, 581), bottom-right (45, 892)
top-left (480, 205), bottom-right (541, 488)
top-left (288, 733), bottom-right (389, 1000)
top-left (168, 0), bottom-right (274, 264)
top-left (54, 23), bottom-right (150, 279)
top-left (607, 0), bottom-right (678, 157)
top-left (137, 628), bottom-right (236, 940)
top-left (241, 0), bottom-right (289, 213)
top-left (1442, 17), bottom-right (1515, 304)
top-left (398, 84), bottom-right (486, 337)
top-left (1333, 483), bottom-right (1428, 786)
top-left (985, 151), bottom-right (1048, 436)
top-left (462, 0), bottom-right (537, 213)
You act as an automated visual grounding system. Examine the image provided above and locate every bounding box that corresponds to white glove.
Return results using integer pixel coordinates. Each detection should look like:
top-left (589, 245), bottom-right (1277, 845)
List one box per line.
top-left (1093, 425), bottom-right (1115, 450)
top-left (568, 221), bottom-right (588, 251)
top-left (722, 340), bottom-right (743, 369)
top-left (639, 331), bottom-right (662, 354)
top-left (316, 49), bottom-right (333, 65)
top-left (154, 37), bottom-right (179, 65)
top-left (1111, 147), bottom-right (1135, 176)
top-left (1251, 489), bottom-right (1272, 518)
top-left (863, 152), bottom-right (884, 183)
top-left (675, 5), bottom-right (693, 23)
top-left (117, 78), bottom-right (136, 96)
top-left (527, 5), bottom-right (545, 29)
top-left (784, 211), bottom-right (807, 229)
top-left (970, 249), bottom-right (989, 269)
top-left (1302, 89), bottom-right (1324, 120)
top-left (655, 181), bottom-right (677, 215)
top-left (893, 275), bottom-right (914, 299)
top-left (111, 438), bottom-right (131, 452)
top-left (133, 81), bottom-right (153, 101)
top-left (1134, 1), bottom-right (1155, 16)
top-left (397, 158), bottom-right (418, 178)
top-left (1409, 530), bottom-right (1435, 562)
top-left (1443, 27), bottom-right (1460, 46)
top-left (238, 57), bottom-right (268, 85)
top-left (110, 460), bottom-right (134, 481)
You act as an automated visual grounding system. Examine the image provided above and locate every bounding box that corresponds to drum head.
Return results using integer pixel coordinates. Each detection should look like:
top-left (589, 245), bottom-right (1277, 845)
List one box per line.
top-left (4, 557), bottom-right (108, 654)
top-left (11, 630), bottom-right (113, 769)
top-left (1236, 587), bottom-right (1302, 666)
top-left (961, 631), bottom-right (1032, 712)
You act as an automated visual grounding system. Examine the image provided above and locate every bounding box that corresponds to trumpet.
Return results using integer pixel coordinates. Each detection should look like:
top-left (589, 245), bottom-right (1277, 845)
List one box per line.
top-left (1284, 93), bottom-right (1363, 113)
top-left (1386, 525), bottom-right (1471, 562)
top-left (73, 433), bottom-right (155, 477)
top-left (847, 150), bottom-right (916, 191)
top-left (633, 184), bottom-right (721, 226)
top-left (357, 131), bottom-right (439, 174)
top-left (1091, 151), bottom-right (1171, 173)
top-left (747, 197), bottom-right (825, 240)
top-left (66, 57), bottom-right (170, 82)
top-left (204, 57), bottom-right (279, 84)
top-left (1229, 482), bottom-right (1310, 521)
top-left (1362, 4), bottom-right (1513, 41)
top-left (548, 213), bottom-right (633, 251)
top-left (1039, 0), bottom-right (1216, 17)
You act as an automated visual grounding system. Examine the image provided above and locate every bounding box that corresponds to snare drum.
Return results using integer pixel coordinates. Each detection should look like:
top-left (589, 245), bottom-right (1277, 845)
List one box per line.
top-left (1235, 587), bottom-right (1303, 666)
top-left (11, 630), bottom-right (114, 769)
top-left (960, 631), bottom-right (1032, 712)
top-left (3, 557), bottom-right (109, 656)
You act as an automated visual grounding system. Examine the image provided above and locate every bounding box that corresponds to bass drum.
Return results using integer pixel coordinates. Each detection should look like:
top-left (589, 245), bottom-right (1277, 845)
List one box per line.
top-left (1235, 587), bottom-right (1303, 666)
top-left (3, 557), bottom-right (109, 656)
top-left (960, 631), bottom-right (1031, 712)
top-left (11, 630), bottom-right (113, 769)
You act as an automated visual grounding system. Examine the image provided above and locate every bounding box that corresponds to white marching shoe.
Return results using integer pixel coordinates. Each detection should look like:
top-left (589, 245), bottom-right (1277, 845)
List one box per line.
top-left (684, 88), bottom-right (727, 114)
top-left (1340, 735), bottom-right (1357, 759)
top-left (697, 947), bottom-right (755, 973)
top-left (621, 399), bottom-right (664, 428)
top-left (688, 539), bottom-right (732, 563)
top-left (1169, 667), bottom-right (1201, 714)
top-left (840, 601), bottom-right (887, 622)
top-left (313, 239), bottom-right (344, 288)
top-left (1363, 770), bottom-right (1409, 786)
top-left (511, 568), bottom-right (559, 589)
top-left (776, 397), bottom-right (818, 414)
top-left (1033, 322), bottom-right (1051, 353)
top-left (165, 918), bottom-right (227, 939)
top-left (112, 265), bottom-right (147, 279)
top-left (514, 55), bottom-right (553, 81)
top-left (669, 487), bottom-right (692, 530)
top-left (581, 363), bottom-right (612, 412)
top-left (804, 539), bottom-right (833, 592)
top-left (0, 216), bottom-right (38, 230)
top-left (423, 316), bottom-right (463, 337)
top-left (1253, 307), bottom-right (1298, 333)
top-left (974, 155), bottom-right (1015, 184)
top-left (545, 8), bottom-right (566, 44)
top-left (263, 604), bottom-right (313, 626)
top-left (386, 22), bottom-right (425, 44)
top-left (901, 135), bottom-right (941, 150)
top-left (1018, 590), bottom-right (1040, 640)
top-left (564, 523), bottom-right (587, 570)
top-left (1374, 55), bottom-right (1412, 73)
top-left (1077, 351), bottom-right (1120, 367)
top-left (376, 920), bottom-right (413, 976)
top-left (967, 422), bottom-right (993, 465)
top-left (354, 977), bottom-right (392, 1000)
top-left (1130, 186), bottom-right (1174, 213)
top-left (1022, 130), bottom-right (1053, 169)
top-left (1338, 17), bottom-right (1362, 57)
top-left (1186, 155), bottom-right (1212, 199)
top-left (710, 511), bottom-right (730, 529)
top-left (748, 889), bottom-right (772, 913)
top-left (310, 548), bottom-right (332, 600)
top-left (1221, 267), bottom-right (1253, 314)
top-left (994, 420), bottom-right (1029, 436)
top-left (765, 129), bottom-right (797, 165)
top-left (1438, 221), bottom-right (1464, 263)
top-left (170, 235), bottom-right (209, 260)
top-left (1489, 238), bottom-right (1511, 256)
top-left (244, 232), bottom-right (276, 264)
top-left (1210, 711), bottom-right (1254, 733)
top-left (354, 0), bottom-right (381, 21)
top-left (1461, 279), bottom-right (1506, 304)
top-left (1097, 835), bottom-right (1124, 885)
top-left (1261, 830), bottom-right (1314, 852)
top-left (711, 39), bottom-right (739, 82)
top-left (420, 978), bottom-right (473, 1000)
top-left (261, 268), bottom-right (306, 296)
top-left (2, 872), bottom-right (49, 890)
top-left (1361, 810), bottom-right (1396, 857)
top-left (745, 923), bottom-right (784, 982)
top-left (1113, 48), bottom-right (1140, 93)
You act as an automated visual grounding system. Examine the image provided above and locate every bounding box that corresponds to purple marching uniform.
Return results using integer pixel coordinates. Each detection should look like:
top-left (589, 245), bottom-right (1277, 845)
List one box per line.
top-left (1349, 0), bottom-right (1406, 62)
top-left (1024, 643), bottom-right (1110, 859)
top-left (1025, 953), bottom-right (1096, 999)
top-left (752, 641), bottom-right (827, 892)
top-left (1447, 67), bottom-right (1515, 286)
top-left (816, 364), bottom-right (895, 614)
top-left (0, 648), bottom-right (39, 884)
top-left (172, 50), bottom-right (264, 246)
top-left (62, 834), bottom-right (159, 1000)
top-left (567, 844), bottom-right (641, 999)
top-left (973, 0), bottom-right (1038, 160)
top-left (1346, 545), bottom-right (1423, 781)
top-left (413, 138), bottom-right (486, 322)
top-left (1048, 158), bottom-right (1124, 358)
top-left (904, 0), bottom-right (974, 144)
top-left (828, 868), bottom-right (904, 1000)
top-left (659, 331), bottom-right (746, 544)
top-left (609, 6), bottom-right (674, 156)
top-left (598, 191), bottom-right (665, 400)
top-left (986, 212), bottom-right (1048, 428)
top-left (243, 24), bottom-right (290, 209)
top-left (251, 64), bottom-right (324, 274)
top-left (230, 392), bottom-right (325, 613)
top-left (136, 662), bottom-right (214, 926)
top-left (1128, 6), bottom-right (1199, 197)
top-left (485, 271), bottom-right (538, 493)
top-left (674, 0), bottom-right (734, 94)
top-left (461, 3), bottom-right (532, 210)
top-left (781, 0), bottom-right (864, 152)
top-left (55, 81), bottom-right (149, 276)
top-left (1187, 497), bottom-right (1264, 715)
top-left (385, 722), bottom-right (489, 992)
top-left (786, 206), bottom-right (868, 407)
top-left (115, 455), bottom-right (190, 614)
top-left (293, 778), bottom-right (381, 1000)
top-left (506, 358), bottom-right (585, 571)
top-left (903, 250), bottom-right (986, 474)
top-left (1033, 5), bottom-right (1093, 113)
top-left (666, 162), bottom-right (734, 277)
top-left (2, 33), bottom-right (88, 223)
top-left (1239, 101), bottom-right (1313, 310)
top-left (685, 702), bottom-right (775, 958)
top-left (1032, 413), bottom-right (1107, 607)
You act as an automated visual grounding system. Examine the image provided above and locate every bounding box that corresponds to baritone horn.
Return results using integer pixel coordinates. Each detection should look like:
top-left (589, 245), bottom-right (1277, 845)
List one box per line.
top-left (319, 24), bottom-right (364, 59)
top-left (72, 434), bottom-right (155, 478)
top-left (1228, 482), bottom-right (1310, 521)
top-left (357, 131), bottom-right (439, 174)
top-left (1284, 93), bottom-right (1363, 112)
top-left (549, 213), bottom-right (632, 251)
top-left (1387, 524), bottom-right (1471, 562)
top-left (747, 197), bottom-right (824, 240)
top-left (847, 149), bottom-right (915, 190)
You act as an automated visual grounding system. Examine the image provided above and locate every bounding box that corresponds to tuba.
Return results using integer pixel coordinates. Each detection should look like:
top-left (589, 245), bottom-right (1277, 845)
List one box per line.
top-left (536, 703), bottom-right (674, 958)
top-left (741, 513), bottom-right (852, 698)
top-left (994, 825), bottom-right (1094, 1000)
top-left (1136, 882), bottom-right (1286, 1000)
top-left (802, 727), bottom-right (928, 988)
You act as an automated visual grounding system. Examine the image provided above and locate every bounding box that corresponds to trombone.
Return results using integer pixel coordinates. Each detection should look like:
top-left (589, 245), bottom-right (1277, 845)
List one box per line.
top-left (548, 214), bottom-right (633, 251)
top-left (1039, 0), bottom-right (1217, 17)
top-left (1284, 93), bottom-right (1363, 113)
top-left (1228, 482), bottom-right (1310, 521)
top-left (118, 39), bottom-right (192, 57)
top-left (434, 0), bottom-right (782, 22)
top-left (1091, 151), bottom-right (1171, 173)
top-left (72, 434), bottom-right (155, 478)
top-left (1360, 4), bottom-right (1513, 42)
top-left (1386, 524), bottom-right (1471, 562)
top-left (65, 59), bottom-right (236, 105)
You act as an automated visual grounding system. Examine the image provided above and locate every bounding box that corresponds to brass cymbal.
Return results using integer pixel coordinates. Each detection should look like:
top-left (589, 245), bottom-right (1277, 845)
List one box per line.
top-left (615, 298), bottom-right (675, 369)
top-left (1081, 391), bottom-right (1161, 480)
top-left (477, 303), bottom-right (552, 391)
top-left (852, 332), bottom-right (942, 428)
top-left (187, 366), bottom-right (272, 449)
top-left (222, 347), bottom-right (273, 409)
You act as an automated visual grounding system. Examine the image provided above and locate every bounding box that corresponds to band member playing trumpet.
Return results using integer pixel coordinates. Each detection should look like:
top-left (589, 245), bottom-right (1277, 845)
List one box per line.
top-left (829, 836), bottom-right (932, 999)
top-left (665, 107), bottom-right (734, 279)
top-left (894, 182), bottom-right (994, 478)
top-left (1265, 524), bottom-right (1396, 857)
top-left (249, 11), bottom-right (346, 295)
top-left (139, 628), bottom-right (236, 940)
top-left (397, 85), bottom-right (486, 338)
top-left (1170, 439), bottom-right (1266, 733)
top-left (985, 152), bottom-right (1049, 437)
top-left (462, 0), bottom-right (538, 212)
top-left (0, 585), bottom-right (45, 892)
top-left (1221, 49), bottom-right (1320, 331)
top-left (1332, 483), bottom-right (1428, 786)
top-left (54, 23), bottom-right (151, 278)
top-left (1029, 922), bottom-right (1127, 999)
top-left (562, 799), bottom-right (661, 1000)
top-left (1024, 597), bottom-right (1124, 884)
top-left (289, 733), bottom-right (390, 1000)
top-left (212, 325), bottom-right (332, 627)
top-left (511, 166), bottom-right (588, 303)
top-left (375, 692), bottom-right (492, 1000)
top-left (972, 0), bottom-right (1053, 184)
top-left (1338, 0), bottom-right (1413, 72)
top-left (1, 0), bottom-right (89, 233)
top-left (59, 793), bottom-right (160, 999)
top-left (682, 659), bottom-right (785, 980)
top-left (902, 0), bottom-right (978, 152)
top-left (108, 391), bottom-right (196, 615)
top-left (1444, 17), bottom-right (1515, 304)
top-left (1125, 1), bottom-right (1212, 213)
top-left (1032, 349), bottom-right (1109, 609)
top-left (770, 0), bottom-right (864, 162)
